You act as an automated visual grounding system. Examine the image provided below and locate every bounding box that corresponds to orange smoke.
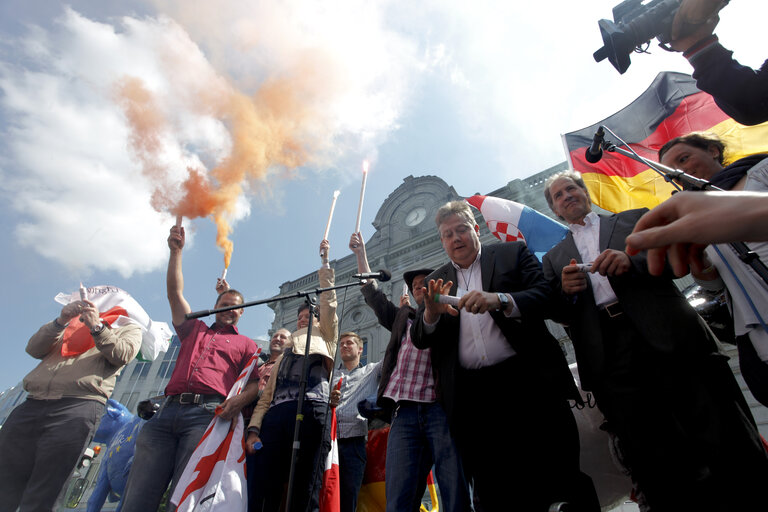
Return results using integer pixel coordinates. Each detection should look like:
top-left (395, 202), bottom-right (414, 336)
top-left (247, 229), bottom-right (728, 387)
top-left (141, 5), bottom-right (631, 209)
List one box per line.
top-left (115, 73), bottom-right (314, 269)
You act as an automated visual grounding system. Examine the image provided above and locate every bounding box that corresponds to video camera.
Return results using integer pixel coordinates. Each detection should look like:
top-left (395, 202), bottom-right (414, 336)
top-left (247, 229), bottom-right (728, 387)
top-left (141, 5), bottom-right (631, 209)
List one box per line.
top-left (593, 0), bottom-right (681, 74)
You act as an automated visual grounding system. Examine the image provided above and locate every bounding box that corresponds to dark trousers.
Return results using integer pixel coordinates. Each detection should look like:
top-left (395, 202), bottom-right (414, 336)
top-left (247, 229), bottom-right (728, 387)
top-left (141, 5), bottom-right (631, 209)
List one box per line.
top-left (338, 436), bottom-right (366, 512)
top-left (0, 398), bottom-right (102, 512)
top-left (249, 400), bottom-right (329, 512)
top-left (454, 357), bottom-right (599, 512)
top-left (593, 312), bottom-right (768, 512)
top-left (737, 332), bottom-right (768, 407)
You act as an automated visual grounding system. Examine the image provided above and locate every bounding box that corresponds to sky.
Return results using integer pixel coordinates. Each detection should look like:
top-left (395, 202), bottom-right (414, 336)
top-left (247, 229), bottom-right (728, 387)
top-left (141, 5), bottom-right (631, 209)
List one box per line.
top-left (0, 0), bottom-right (765, 391)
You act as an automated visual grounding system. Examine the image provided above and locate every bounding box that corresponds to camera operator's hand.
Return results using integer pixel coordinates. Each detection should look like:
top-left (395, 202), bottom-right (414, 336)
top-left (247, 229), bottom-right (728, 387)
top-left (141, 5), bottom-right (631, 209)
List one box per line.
top-left (669, 0), bottom-right (724, 50)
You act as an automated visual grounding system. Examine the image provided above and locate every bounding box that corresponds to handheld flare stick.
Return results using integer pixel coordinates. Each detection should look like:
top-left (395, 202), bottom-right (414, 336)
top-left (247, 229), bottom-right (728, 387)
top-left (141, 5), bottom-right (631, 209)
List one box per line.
top-left (323, 190), bottom-right (340, 242)
top-left (220, 267), bottom-right (228, 282)
top-left (354, 160), bottom-right (369, 234)
top-left (175, 215), bottom-right (182, 228)
top-left (79, 282), bottom-right (88, 301)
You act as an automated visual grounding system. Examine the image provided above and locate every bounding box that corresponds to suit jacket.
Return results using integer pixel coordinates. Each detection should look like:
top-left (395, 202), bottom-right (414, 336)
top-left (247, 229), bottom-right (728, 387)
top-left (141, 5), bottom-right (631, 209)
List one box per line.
top-left (541, 209), bottom-right (720, 391)
top-left (360, 281), bottom-right (424, 415)
top-left (411, 242), bottom-right (578, 425)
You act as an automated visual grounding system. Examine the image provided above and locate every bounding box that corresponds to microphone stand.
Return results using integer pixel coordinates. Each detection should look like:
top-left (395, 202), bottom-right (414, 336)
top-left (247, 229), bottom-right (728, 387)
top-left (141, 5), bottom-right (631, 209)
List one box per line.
top-left (597, 130), bottom-right (768, 286)
top-left (186, 278), bottom-right (372, 511)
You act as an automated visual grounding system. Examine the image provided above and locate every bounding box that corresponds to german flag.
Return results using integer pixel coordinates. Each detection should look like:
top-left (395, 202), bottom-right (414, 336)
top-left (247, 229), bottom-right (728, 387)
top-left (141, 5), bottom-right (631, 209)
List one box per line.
top-left (562, 71), bottom-right (768, 213)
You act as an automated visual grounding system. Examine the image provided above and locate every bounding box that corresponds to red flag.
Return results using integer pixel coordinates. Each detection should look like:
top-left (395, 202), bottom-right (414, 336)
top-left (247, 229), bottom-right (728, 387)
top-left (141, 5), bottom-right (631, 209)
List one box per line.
top-left (61, 305), bottom-right (129, 356)
top-left (320, 377), bottom-right (343, 512)
top-left (357, 427), bottom-right (388, 511)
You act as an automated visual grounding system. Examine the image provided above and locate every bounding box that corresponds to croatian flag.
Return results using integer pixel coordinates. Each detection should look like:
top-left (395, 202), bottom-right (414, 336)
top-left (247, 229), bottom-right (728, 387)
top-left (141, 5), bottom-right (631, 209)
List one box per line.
top-left (465, 195), bottom-right (567, 259)
top-left (171, 349), bottom-right (261, 512)
top-left (320, 377), bottom-right (343, 512)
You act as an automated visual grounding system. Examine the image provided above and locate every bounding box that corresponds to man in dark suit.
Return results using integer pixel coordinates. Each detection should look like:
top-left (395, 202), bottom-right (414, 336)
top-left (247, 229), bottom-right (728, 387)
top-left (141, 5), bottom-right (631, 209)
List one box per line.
top-left (411, 200), bottom-right (599, 512)
top-left (541, 171), bottom-right (768, 511)
top-left (349, 232), bottom-right (471, 512)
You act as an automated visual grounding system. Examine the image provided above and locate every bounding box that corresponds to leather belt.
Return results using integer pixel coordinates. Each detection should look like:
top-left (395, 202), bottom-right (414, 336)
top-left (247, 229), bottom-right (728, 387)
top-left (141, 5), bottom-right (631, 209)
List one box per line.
top-left (167, 393), bottom-right (223, 405)
top-left (599, 301), bottom-right (623, 318)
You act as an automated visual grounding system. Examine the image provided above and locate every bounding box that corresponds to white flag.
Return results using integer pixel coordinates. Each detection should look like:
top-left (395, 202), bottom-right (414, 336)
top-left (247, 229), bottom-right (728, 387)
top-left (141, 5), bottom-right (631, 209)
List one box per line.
top-left (171, 350), bottom-right (261, 512)
top-left (55, 285), bottom-right (172, 361)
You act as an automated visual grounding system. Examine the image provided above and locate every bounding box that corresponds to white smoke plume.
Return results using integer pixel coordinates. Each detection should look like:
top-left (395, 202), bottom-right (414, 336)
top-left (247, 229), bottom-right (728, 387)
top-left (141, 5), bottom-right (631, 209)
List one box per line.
top-left (0, 3), bottom-right (421, 276)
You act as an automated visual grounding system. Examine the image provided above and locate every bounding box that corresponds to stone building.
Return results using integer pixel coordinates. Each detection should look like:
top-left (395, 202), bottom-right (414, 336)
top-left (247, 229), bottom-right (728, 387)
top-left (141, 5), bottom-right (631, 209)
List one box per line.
top-left (267, 165), bottom-right (572, 365)
top-left (28, 165), bottom-right (764, 440)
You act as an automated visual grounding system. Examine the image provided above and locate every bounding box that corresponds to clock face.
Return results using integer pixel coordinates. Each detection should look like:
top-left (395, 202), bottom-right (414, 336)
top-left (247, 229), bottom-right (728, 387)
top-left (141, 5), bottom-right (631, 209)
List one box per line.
top-left (405, 207), bottom-right (427, 227)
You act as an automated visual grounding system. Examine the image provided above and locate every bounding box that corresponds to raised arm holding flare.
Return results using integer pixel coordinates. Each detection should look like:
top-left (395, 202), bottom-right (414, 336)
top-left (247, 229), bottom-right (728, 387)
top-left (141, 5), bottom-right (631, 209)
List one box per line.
top-left (121, 224), bottom-right (258, 512)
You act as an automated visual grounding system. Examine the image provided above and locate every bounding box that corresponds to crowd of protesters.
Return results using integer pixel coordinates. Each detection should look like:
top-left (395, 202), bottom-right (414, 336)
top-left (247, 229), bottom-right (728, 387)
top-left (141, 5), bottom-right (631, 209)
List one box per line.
top-left (1, 0), bottom-right (767, 510)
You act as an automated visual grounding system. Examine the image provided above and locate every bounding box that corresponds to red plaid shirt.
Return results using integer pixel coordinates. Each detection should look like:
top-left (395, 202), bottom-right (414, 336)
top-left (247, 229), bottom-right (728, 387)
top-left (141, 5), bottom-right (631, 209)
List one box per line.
top-left (382, 319), bottom-right (436, 403)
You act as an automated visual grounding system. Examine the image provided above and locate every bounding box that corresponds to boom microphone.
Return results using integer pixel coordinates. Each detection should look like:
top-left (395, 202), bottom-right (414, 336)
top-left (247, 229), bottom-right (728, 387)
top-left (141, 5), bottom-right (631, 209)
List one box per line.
top-left (352, 270), bottom-right (392, 282)
top-left (585, 126), bottom-right (605, 163)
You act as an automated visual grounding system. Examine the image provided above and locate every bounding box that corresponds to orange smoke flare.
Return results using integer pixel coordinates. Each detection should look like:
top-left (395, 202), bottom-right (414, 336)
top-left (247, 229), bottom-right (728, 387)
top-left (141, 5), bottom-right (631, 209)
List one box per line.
top-left (115, 72), bottom-right (314, 268)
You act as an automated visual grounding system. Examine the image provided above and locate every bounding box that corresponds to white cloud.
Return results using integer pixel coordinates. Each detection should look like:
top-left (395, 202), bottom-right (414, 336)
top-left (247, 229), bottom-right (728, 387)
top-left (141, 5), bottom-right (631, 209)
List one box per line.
top-left (150, 0), bottom-right (423, 163)
top-left (386, 0), bottom-right (766, 180)
top-left (0, 2), bottom-right (425, 276)
top-left (1, 0), bottom-right (763, 275)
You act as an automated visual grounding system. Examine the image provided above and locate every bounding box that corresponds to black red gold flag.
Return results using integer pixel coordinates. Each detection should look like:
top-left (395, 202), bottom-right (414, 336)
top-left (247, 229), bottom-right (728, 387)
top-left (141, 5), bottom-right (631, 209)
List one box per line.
top-left (562, 71), bottom-right (768, 212)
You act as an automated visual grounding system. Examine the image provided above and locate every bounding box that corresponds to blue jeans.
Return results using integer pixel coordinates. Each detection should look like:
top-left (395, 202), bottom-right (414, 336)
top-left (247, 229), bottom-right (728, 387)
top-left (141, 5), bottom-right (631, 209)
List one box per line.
top-left (385, 401), bottom-right (470, 512)
top-left (120, 400), bottom-right (215, 512)
top-left (338, 436), bottom-right (366, 512)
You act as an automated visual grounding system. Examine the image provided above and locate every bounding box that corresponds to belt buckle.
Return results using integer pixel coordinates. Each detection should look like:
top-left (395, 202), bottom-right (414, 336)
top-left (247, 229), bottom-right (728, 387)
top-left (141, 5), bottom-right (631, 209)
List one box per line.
top-left (179, 393), bottom-right (201, 405)
top-left (603, 302), bottom-right (622, 318)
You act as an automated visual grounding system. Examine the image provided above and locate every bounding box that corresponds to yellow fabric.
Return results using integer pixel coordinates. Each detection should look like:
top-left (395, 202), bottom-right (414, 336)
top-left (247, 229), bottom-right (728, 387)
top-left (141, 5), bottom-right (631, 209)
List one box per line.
top-left (586, 117), bottom-right (768, 213)
top-left (356, 481), bottom-right (386, 512)
top-left (583, 170), bottom-right (676, 213)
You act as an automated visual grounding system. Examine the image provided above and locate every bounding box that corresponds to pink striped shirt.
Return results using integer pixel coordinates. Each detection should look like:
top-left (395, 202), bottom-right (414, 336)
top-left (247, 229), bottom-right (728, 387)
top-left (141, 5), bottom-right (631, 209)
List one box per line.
top-left (382, 319), bottom-right (436, 403)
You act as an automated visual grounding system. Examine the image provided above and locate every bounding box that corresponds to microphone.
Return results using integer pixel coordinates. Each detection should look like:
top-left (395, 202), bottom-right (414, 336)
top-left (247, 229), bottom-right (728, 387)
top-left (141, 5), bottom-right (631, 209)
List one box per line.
top-left (584, 126), bottom-right (605, 164)
top-left (352, 270), bottom-right (392, 282)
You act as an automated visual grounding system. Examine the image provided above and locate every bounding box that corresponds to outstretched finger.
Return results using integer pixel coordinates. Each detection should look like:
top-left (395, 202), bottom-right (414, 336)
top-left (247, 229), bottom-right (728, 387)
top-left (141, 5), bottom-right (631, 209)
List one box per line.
top-left (645, 245), bottom-right (670, 277)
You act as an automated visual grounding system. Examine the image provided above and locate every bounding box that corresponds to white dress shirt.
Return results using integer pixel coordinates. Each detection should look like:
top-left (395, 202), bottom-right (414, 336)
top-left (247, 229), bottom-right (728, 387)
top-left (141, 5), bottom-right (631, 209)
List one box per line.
top-left (424, 248), bottom-right (519, 369)
top-left (569, 211), bottom-right (618, 307)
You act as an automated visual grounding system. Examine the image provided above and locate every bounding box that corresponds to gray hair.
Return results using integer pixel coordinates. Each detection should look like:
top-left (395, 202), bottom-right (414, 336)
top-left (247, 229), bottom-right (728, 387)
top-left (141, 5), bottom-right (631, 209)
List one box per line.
top-left (435, 200), bottom-right (476, 228)
top-left (543, 170), bottom-right (590, 214)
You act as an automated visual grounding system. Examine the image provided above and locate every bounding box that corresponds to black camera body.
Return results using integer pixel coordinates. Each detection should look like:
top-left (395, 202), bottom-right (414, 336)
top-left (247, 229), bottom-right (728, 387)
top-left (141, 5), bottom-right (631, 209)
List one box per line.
top-left (594, 0), bottom-right (681, 74)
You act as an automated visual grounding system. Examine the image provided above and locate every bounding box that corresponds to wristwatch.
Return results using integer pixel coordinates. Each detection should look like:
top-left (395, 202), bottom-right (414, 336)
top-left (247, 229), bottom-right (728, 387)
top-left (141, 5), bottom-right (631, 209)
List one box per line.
top-left (90, 322), bottom-right (106, 335)
top-left (497, 293), bottom-right (510, 312)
